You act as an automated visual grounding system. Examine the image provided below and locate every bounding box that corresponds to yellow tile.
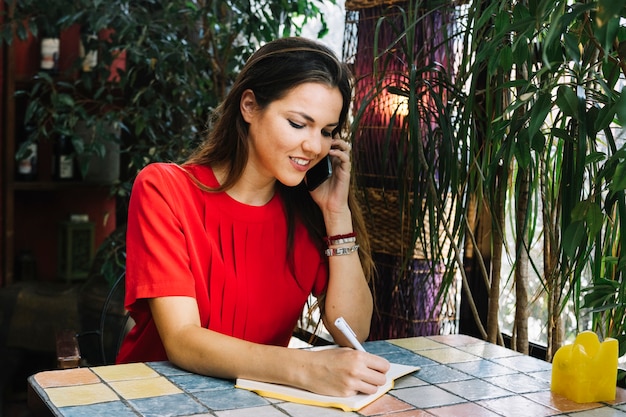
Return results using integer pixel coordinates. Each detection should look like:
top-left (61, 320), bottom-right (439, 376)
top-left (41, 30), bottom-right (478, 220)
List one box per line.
top-left (428, 334), bottom-right (485, 346)
top-left (91, 363), bottom-right (159, 382)
top-left (417, 347), bottom-right (479, 364)
top-left (458, 342), bottom-right (521, 359)
top-left (44, 383), bottom-right (119, 407)
top-left (109, 376), bottom-right (182, 400)
top-left (389, 337), bottom-right (446, 351)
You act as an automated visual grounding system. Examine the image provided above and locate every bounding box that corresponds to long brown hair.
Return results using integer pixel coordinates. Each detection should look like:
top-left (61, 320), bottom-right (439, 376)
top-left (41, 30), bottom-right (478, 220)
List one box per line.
top-left (185, 37), bottom-right (374, 285)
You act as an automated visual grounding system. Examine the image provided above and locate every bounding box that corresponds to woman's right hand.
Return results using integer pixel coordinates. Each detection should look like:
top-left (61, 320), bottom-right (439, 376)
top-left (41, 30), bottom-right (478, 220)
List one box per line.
top-left (299, 347), bottom-right (391, 397)
top-left (149, 296), bottom-right (389, 397)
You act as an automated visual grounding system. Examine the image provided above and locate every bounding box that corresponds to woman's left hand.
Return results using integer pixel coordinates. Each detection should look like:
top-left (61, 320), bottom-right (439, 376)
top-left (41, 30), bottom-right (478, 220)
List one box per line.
top-left (309, 137), bottom-right (352, 213)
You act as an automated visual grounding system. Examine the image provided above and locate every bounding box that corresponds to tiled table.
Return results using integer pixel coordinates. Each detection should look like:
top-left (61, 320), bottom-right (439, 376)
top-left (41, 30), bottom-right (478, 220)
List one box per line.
top-left (28, 334), bottom-right (626, 417)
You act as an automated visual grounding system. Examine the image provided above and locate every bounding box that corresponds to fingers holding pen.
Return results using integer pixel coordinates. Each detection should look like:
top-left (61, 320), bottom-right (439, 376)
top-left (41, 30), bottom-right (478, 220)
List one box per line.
top-left (355, 350), bottom-right (391, 394)
top-left (332, 349), bottom-right (390, 396)
top-left (305, 348), bottom-right (390, 397)
top-left (333, 316), bottom-right (391, 383)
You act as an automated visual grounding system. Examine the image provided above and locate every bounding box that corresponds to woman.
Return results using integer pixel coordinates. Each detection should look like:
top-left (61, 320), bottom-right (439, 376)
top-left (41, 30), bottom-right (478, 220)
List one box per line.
top-left (116, 37), bottom-right (390, 397)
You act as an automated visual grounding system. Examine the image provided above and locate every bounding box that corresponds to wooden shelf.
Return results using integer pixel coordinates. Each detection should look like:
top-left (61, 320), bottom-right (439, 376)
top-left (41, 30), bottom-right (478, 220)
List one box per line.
top-left (1, 23), bottom-right (117, 286)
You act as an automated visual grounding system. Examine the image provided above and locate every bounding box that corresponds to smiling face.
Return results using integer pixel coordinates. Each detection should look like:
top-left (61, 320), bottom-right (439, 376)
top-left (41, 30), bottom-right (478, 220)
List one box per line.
top-left (241, 82), bottom-right (343, 188)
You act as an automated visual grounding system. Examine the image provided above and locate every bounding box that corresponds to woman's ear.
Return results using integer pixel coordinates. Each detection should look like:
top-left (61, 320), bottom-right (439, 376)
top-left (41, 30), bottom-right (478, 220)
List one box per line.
top-left (240, 89), bottom-right (257, 123)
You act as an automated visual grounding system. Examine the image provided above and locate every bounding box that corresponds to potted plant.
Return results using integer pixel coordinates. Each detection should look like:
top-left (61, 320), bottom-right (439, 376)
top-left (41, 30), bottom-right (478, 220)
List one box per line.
top-left (347, 0), bottom-right (626, 375)
top-left (8, 0), bottom-right (334, 234)
top-left (4, 0), bottom-right (339, 359)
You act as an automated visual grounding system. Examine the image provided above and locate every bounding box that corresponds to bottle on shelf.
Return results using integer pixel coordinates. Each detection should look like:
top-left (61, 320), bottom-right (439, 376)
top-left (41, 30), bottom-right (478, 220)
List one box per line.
top-left (40, 35), bottom-right (60, 74)
top-left (79, 26), bottom-right (98, 72)
top-left (15, 123), bottom-right (38, 181)
top-left (53, 134), bottom-right (77, 181)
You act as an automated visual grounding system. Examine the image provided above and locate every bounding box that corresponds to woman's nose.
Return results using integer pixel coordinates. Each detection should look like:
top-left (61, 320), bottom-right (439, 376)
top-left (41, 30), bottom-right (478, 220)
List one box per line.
top-left (302, 134), bottom-right (324, 156)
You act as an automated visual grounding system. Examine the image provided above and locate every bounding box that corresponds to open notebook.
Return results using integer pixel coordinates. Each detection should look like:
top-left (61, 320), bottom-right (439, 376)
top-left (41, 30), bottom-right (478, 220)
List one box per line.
top-left (235, 361), bottom-right (420, 412)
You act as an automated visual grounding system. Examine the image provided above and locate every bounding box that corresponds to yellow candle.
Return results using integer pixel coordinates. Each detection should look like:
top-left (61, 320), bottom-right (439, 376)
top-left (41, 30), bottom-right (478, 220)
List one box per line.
top-left (551, 330), bottom-right (618, 403)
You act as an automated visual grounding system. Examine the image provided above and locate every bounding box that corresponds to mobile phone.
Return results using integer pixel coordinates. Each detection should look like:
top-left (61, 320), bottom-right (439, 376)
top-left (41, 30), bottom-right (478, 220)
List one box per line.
top-left (305, 155), bottom-right (332, 191)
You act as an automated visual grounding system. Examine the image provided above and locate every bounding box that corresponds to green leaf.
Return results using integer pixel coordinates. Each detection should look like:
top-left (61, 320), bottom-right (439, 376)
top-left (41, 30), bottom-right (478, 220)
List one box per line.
top-left (585, 151), bottom-right (606, 165)
top-left (585, 202), bottom-right (604, 237)
top-left (571, 201), bottom-right (589, 222)
top-left (513, 2), bottom-right (531, 22)
top-left (499, 46), bottom-right (513, 72)
top-left (594, 102), bottom-right (617, 132)
top-left (556, 85), bottom-right (579, 118)
top-left (542, 5), bottom-right (582, 67)
top-left (71, 136), bottom-right (85, 153)
top-left (512, 37), bottom-right (530, 66)
top-left (602, 59), bottom-right (620, 89)
top-left (475, 1), bottom-right (499, 30)
top-left (563, 33), bottom-right (581, 63)
top-left (562, 221), bottom-right (587, 259)
top-left (594, 13), bottom-right (621, 56)
top-left (615, 89), bottom-right (626, 124)
top-left (495, 10), bottom-right (510, 34)
top-left (528, 92), bottom-right (552, 136)
top-left (609, 160), bottom-right (626, 192)
top-left (550, 127), bottom-right (571, 142)
top-left (531, 131), bottom-right (546, 154)
top-left (55, 93), bottom-right (76, 108)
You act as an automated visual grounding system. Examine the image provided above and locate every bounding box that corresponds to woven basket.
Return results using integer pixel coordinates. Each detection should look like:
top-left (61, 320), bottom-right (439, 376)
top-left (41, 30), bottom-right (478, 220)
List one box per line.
top-left (359, 186), bottom-right (419, 257)
top-left (359, 187), bottom-right (458, 339)
top-left (345, 0), bottom-right (407, 10)
top-left (345, 0), bottom-right (468, 11)
top-left (358, 186), bottom-right (453, 259)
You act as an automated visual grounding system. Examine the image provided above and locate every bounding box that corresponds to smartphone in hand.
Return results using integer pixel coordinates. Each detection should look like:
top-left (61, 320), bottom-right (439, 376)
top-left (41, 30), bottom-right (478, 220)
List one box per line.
top-left (305, 155), bottom-right (332, 191)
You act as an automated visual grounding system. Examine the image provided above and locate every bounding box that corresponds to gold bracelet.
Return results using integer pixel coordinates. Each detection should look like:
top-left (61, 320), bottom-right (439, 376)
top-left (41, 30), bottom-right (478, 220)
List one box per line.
top-left (325, 244), bottom-right (359, 257)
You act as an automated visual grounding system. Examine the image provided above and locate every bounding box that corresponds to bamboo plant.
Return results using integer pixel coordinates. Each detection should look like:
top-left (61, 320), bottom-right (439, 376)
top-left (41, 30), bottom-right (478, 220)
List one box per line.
top-left (349, 0), bottom-right (626, 372)
top-left (456, 0), bottom-right (626, 361)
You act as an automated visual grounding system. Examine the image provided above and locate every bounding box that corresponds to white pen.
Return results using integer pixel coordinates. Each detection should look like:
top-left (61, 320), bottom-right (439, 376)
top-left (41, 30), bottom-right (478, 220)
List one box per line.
top-left (334, 316), bottom-right (366, 352)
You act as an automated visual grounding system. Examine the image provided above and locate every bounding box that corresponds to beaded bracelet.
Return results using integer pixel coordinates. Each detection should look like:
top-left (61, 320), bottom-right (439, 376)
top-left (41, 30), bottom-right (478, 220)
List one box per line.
top-left (325, 244), bottom-right (359, 257)
top-left (324, 232), bottom-right (357, 246)
top-left (328, 236), bottom-right (357, 245)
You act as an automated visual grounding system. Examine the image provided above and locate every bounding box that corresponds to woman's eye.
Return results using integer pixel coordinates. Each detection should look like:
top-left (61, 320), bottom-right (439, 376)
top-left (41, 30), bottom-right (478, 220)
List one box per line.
top-left (288, 120), bottom-right (303, 129)
top-left (322, 130), bottom-right (332, 138)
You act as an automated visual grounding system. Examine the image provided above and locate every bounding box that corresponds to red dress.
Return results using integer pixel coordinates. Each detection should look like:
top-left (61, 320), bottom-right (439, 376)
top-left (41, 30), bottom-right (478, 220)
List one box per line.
top-left (116, 163), bottom-right (328, 363)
